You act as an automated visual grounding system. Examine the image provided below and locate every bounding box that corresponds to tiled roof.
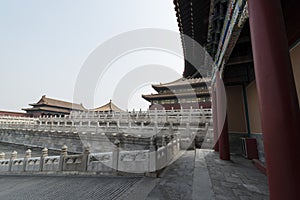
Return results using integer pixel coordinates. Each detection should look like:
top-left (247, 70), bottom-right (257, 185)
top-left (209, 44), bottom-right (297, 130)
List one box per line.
top-left (29, 95), bottom-right (86, 111)
top-left (92, 100), bottom-right (123, 112)
top-left (22, 106), bottom-right (70, 114)
top-left (152, 77), bottom-right (211, 89)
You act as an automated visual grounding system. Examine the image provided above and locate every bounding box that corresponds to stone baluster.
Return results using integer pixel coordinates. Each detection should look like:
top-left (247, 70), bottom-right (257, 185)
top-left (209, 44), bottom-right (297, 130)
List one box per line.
top-left (106, 122), bottom-right (109, 131)
top-left (59, 145), bottom-right (68, 171)
top-left (189, 107), bottom-right (192, 123)
top-left (25, 149), bottom-right (31, 158)
top-left (61, 145), bottom-right (68, 156)
top-left (154, 121), bottom-right (158, 135)
top-left (83, 145), bottom-right (90, 172)
top-left (9, 151), bottom-right (17, 171)
top-left (40, 148), bottom-right (48, 172)
top-left (11, 151), bottom-right (17, 159)
top-left (112, 139), bottom-right (120, 174)
top-left (162, 135), bottom-right (168, 165)
top-left (0, 152), bottom-right (5, 160)
top-left (149, 136), bottom-right (157, 173)
top-left (23, 149), bottom-right (32, 172)
top-left (162, 135), bottom-right (166, 146)
top-left (141, 121), bottom-right (144, 129)
top-left (42, 148), bottom-right (48, 158)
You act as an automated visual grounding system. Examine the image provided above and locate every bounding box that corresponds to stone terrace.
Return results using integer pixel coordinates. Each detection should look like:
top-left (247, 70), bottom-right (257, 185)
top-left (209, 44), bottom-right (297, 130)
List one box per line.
top-left (0, 149), bottom-right (269, 200)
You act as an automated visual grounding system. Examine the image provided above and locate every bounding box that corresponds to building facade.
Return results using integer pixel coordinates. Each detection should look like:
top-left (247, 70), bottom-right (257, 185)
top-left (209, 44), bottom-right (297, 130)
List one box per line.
top-left (142, 77), bottom-right (211, 110)
top-left (173, 0), bottom-right (300, 199)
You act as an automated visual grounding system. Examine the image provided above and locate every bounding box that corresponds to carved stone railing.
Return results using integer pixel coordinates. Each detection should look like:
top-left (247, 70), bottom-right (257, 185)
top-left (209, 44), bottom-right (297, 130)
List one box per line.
top-left (0, 108), bottom-right (211, 156)
top-left (0, 137), bottom-right (181, 175)
top-left (0, 108), bottom-right (212, 134)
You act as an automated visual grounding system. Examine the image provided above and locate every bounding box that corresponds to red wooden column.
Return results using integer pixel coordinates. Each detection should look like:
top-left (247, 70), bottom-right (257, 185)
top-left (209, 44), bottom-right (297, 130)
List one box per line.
top-left (219, 115), bottom-right (230, 160)
top-left (212, 87), bottom-right (219, 151)
top-left (215, 71), bottom-right (230, 160)
top-left (248, 0), bottom-right (300, 199)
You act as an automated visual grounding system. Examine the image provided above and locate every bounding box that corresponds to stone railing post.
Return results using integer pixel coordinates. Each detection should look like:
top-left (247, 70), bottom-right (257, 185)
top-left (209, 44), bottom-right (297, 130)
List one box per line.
top-left (141, 121), bottom-right (144, 129)
top-left (82, 145), bottom-right (90, 172)
top-left (25, 149), bottom-right (32, 159)
top-left (40, 148), bottom-right (48, 171)
top-left (154, 122), bottom-right (158, 135)
top-left (149, 137), bottom-right (157, 173)
top-left (162, 135), bottom-right (166, 146)
top-left (9, 151), bottom-right (17, 171)
top-left (162, 135), bottom-right (168, 166)
top-left (24, 149), bottom-right (31, 172)
top-left (42, 147), bottom-right (48, 157)
top-left (112, 139), bottom-right (120, 174)
top-left (186, 123), bottom-right (190, 135)
top-left (59, 145), bottom-right (68, 171)
top-left (155, 108), bottom-right (158, 121)
top-left (0, 152), bottom-right (5, 160)
top-left (11, 151), bottom-right (17, 159)
top-left (106, 122), bottom-right (109, 131)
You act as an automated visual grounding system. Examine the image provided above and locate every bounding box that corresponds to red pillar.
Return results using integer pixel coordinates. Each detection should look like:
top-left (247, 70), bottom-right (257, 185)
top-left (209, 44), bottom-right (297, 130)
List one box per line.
top-left (216, 71), bottom-right (230, 160)
top-left (248, 0), bottom-right (300, 199)
top-left (212, 87), bottom-right (219, 151)
top-left (219, 115), bottom-right (230, 160)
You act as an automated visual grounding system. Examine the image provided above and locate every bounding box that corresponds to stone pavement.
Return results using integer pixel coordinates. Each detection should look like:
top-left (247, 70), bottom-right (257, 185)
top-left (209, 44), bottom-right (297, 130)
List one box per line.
top-left (124, 149), bottom-right (269, 200)
top-left (0, 175), bottom-right (141, 200)
top-left (0, 149), bottom-right (269, 200)
top-left (145, 151), bottom-right (195, 200)
top-left (203, 150), bottom-right (269, 200)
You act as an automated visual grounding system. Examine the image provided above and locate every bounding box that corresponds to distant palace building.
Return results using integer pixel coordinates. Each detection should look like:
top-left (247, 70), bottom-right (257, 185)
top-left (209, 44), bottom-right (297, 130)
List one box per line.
top-left (142, 77), bottom-right (211, 110)
top-left (0, 110), bottom-right (27, 117)
top-left (22, 95), bottom-right (86, 117)
top-left (92, 100), bottom-right (123, 112)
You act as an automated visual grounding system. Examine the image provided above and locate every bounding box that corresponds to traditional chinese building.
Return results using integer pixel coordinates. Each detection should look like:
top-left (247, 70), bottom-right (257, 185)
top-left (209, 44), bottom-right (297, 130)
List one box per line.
top-left (173, 0), bottom-right (300, 198)
top-left (0, 110), bottom-right (28, 117)
top-left (142, 77), bottom-right (211, 110)
top-left (22, 95), bottom-right (86, 117)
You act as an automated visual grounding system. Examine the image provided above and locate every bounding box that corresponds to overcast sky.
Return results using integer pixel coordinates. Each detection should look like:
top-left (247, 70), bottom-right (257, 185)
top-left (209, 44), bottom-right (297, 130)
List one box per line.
top-left (0, 0), bottom-right (183, 111)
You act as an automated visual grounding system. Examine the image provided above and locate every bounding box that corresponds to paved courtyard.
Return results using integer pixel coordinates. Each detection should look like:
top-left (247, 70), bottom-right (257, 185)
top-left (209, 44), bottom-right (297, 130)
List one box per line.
top-left (0, 149), bottom-right (269, 200)
top-left (0, 175), bottom-right (141, 200)
top-left (204, 150), bottom-right (269, 200)
top-left (124, 149), bottom-right (269, 200)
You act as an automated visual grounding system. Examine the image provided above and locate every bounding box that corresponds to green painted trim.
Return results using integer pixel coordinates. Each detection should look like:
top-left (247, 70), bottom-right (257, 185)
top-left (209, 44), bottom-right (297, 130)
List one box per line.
top-left (290, 38), bottom-right (300, 51)
top-left (228, 132), bottom-right (248, 135)
top-left (242, 84), bottom-right (251, 136)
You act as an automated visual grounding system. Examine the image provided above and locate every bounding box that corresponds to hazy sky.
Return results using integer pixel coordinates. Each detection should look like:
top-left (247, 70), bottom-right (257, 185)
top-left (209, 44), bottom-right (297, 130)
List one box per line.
top-left (0, 0), bottom-right (183, 111)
